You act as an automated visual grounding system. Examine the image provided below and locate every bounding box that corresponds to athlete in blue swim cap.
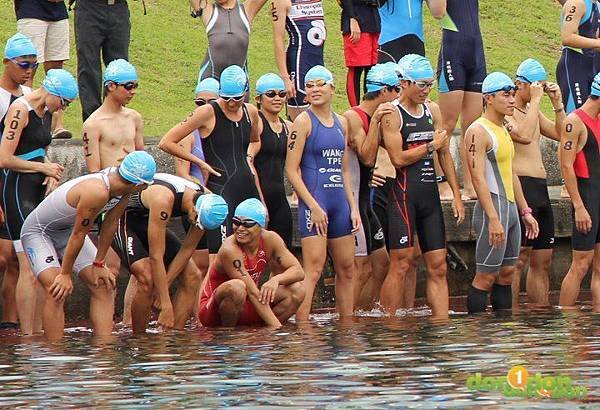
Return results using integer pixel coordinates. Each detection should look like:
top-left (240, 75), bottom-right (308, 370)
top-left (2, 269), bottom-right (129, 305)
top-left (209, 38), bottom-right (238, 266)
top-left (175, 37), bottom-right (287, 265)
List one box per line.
top-left (160, 64), bottom-right (265, 257)
top-left (559, 71), bottom-right (600, 311)
top-left (380, 54), bottom-right (464, 318)
top-left (509, 59), bottom-right (565, 307)
top-left (253, 73), bottom-right (294, 247)
top-left (286, 62), bottom-right (360, 321)
top-left (342, 63), bottom-right (399, 311)
top-left (197, 197), bottom-right (305, 328)
top-left (3, 33), bottom-right (38, 88)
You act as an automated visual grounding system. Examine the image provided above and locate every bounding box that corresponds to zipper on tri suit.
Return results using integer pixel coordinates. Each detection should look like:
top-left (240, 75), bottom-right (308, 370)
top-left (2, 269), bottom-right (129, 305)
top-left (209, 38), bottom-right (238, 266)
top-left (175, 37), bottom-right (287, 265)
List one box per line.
top-left (227, 8), bottom-right (232, 34)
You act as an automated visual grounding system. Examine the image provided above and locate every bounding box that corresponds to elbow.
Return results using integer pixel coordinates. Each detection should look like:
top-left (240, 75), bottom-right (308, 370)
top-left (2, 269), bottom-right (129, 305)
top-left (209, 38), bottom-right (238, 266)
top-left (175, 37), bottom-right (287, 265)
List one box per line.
top-left (561, 33), bottom-right (575, 47)
top-left (157, 138), bottom-right (171, 153)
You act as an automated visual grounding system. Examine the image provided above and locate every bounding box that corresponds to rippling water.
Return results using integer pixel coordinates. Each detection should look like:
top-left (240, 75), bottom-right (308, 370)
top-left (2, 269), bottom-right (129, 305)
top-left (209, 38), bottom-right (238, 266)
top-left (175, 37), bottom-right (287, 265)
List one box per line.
top-left (0, 307), bottom-right (598, 408)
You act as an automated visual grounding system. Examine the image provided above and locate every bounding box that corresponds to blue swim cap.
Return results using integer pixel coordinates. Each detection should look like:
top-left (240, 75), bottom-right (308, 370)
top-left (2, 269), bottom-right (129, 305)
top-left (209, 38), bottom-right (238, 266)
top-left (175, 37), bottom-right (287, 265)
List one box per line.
top-left (118, 151), bottom-right (156, 185)
top-left (592, 72), bottom-right (600, 97)
top-left (195, 77), bottom-right (219, 95)
top-left (396, 54), bottom-right (422, 79)
top-left (516, 58), bottom-right (547, 83)
top-left (401, 55), bottom-right (434, 81)
top-left (4, 33), bottom-right (37, 59)
top-left (482, 72), bottom-right (516, 94)
top-left (219, 65), bottom-right (248, 97)
top-left (195, 193), bottom-right (229, 230)
top-left (234, 198), bottom-right (267, 228)
top-left (366, 64), bottom-right (399, 93)
top-left (256, 73), bottom-right (285, 95)
top-left (42, 69), bottom-right (78, 100)
top-left (104, 59), bottom-right (138, 85)
top-left (304, 65), bottom-right (334, 86)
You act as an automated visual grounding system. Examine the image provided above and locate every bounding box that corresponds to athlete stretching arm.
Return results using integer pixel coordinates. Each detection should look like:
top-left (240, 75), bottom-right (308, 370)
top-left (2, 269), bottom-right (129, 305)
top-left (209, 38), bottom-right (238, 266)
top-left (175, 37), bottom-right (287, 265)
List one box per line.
top-left (539, 82), bottom-right (566, 141)
top-left (285, 112), bottom-right (329, 236)
top-left (560, 115), bottom-right (591, 233)
top-left (270, 0), bottom-right (295, 99)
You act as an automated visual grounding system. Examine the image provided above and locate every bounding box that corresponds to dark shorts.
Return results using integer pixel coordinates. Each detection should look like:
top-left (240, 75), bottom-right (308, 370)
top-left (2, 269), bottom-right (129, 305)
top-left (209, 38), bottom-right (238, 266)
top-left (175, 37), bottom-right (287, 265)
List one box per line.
top-left (198, 294), bottom-right (264, 327)
top-left (343, 32), bottom-right (379, 67)
top-left (112, 211), bottom-right (181, 268)
top-left (519, 176), bottom-right (554, 250)
top-left (287, 47), bottom-right (324, 108)
top-left (355, 205), bottom-right (385, 256)
top-left (556, 48), bottom-right (595, 113)
top-left (377, 34), bottom-right (424, 64)
top-left (572, 179), bottom-right (600, 251)
top-left (386, 179), bottom-right (446, 253)
top-left (372, 177), bottom-right (394, 249)
top-left (437, 33), bottom-right (486, 93)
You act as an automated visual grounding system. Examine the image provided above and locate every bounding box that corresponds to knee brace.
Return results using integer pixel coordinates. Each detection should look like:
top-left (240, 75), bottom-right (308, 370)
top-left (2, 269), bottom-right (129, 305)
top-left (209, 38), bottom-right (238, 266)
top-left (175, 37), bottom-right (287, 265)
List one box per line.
top-left (491, 283), bottom-right (512, 310)
top-left (467, 285), bottom-right (488, 314)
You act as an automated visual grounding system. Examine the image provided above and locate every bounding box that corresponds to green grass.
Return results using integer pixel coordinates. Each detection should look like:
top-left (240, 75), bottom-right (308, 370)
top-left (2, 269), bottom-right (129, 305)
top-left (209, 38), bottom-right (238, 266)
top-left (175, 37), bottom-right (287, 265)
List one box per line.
top-left (0, 0), bottom-right (564, 138)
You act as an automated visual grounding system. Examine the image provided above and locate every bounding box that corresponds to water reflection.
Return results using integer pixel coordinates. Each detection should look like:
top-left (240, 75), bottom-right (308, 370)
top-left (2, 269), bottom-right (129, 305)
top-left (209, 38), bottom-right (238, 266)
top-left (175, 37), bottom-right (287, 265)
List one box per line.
top-left (0, 309), bottom-right (598, 407)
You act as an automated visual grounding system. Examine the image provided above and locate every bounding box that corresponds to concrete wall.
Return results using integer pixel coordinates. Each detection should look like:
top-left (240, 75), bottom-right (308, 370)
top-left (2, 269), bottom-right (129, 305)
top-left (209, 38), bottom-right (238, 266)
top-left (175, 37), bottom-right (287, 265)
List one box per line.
top-left (0, 137), bottom-right (581, 320)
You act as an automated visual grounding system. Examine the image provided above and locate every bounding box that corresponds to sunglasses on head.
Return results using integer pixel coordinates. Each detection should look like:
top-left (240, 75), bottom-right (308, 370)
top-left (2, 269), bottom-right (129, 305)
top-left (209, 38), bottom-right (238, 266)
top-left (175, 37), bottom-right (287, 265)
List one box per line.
top-left (10, 59), bottom-right (38, 70)
top-left (195, 97), bottom-right (217, 106)
top-left (263, 90), bottom-right (287, 98)
top-left (412, 80), bottom-right (436, 90)
top-left (117, 82), bottom-right (139, 91)
top-left (305, 79), bottom-right (330, 89)
top-left (232, 217), bottom-right (259, 228)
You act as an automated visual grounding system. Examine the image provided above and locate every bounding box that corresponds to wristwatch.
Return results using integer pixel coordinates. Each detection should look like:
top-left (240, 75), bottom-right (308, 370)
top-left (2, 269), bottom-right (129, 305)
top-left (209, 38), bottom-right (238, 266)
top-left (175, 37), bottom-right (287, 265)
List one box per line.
top-left (426, 142), bottom-right (435, 154)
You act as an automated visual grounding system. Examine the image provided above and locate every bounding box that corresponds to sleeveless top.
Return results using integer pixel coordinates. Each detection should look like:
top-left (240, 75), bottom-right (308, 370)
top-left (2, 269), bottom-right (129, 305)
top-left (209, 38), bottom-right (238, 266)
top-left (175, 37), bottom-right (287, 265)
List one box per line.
top-left (286, 0), bottom-right (326, 53)
top-left (199, 1), bottom-right (251, 80)
top-left (378, 0), bottom-right (424, 44)
top-left (397, 102), bottom-right (436, 185)
top-left (200, 236), bottom-right (267, 300)
top-left (254, 111), bottom-right (288, 197)
top-left (562, 0), bottom-right (600, 58)
top-left (128, 173), bottom-right (203, 218)
top-left (190, 129), bottom-right (206, 185)
top-left (573, 109), bottom-right (600, 183)
top-left (300, 110), bottom-right (346, 192)
top-left (0, 85), bottom-right (31, 136)
top-left (472, 117), bottom-right (515, 202)
top-left (9, 96), bottom-right (51, 161)
top-left (440, 0), bottom-right (481, 37)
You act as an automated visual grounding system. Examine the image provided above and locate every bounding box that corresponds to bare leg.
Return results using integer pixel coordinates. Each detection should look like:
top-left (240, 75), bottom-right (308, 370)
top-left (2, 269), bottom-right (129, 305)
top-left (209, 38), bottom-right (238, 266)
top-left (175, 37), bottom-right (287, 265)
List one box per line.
top-left (402, 243), bottom-right (420, 308)
top-left (328, 235), bottom-right (357, 318)
top-left (79, 266), bottom-right (116, 336)
top-left (356, 247), bottom-right (389, 310)
top-left (512, 247), bottom-right (531, 307)
top-left (172, 260), bottom-right (202, 329)
top-left (559, 250), bottom-right (593, 307)
top-left (353, 256), bottom-right (371, 310)
top-left (380, 247), bottom-right (416, 314)
top-left (121, 275), bottom-right (137, 326)
top-left (591, 244), bottom-right (600, 312)
top-left (130, 259), bottom-right (154, 334)
top-left (526, 249), bottom-right (552, 306)
top-left (423, 249), bottom-right (449, 318)
top-left (192, 249), bottom-right (209, 318)
top-left (437, 91), bottom-right (463, 200)
top-left (214, 279), bottom-right (247, 326)
top-left (0, 240), bottom-right (19, 323)
top-left (271, 281), bottom-right (306, 323)
top-left (295, 236), bottom-right (327, 321)
top-left (37, 268), bottom-right (65, 340)
top-left (15, 251), bottom-right (42, 335)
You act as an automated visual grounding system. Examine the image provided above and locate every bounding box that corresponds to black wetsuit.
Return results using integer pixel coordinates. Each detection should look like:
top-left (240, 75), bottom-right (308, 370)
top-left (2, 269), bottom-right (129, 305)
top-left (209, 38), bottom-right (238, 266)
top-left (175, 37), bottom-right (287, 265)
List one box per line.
top-left (387, 102), bottom-right (445, 252)
top-left (0, 97), bottom-right (51, 247)
top-left (202, 101), bottom-right (259, 253)
top-left (254, 112), bottom-right (292, 248)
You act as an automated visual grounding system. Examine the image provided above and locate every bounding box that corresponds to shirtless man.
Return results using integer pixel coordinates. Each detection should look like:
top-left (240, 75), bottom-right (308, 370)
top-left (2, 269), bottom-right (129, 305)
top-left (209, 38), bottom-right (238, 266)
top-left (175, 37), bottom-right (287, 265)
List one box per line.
top-left (81, 59), bottom-right (144, 325)
top-left (506, 59), bottom-right (565, 307)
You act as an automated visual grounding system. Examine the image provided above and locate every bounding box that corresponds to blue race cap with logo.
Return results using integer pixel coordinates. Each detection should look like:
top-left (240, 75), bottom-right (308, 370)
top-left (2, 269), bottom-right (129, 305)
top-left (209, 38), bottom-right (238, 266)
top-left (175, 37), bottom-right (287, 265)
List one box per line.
top-left (219, 65), bottom-right (248, 97)
top-left (396, 54), bottom-right (422, 79)
top-left (516, 58), bottom-right (547, 83)
top-left (42, 69), bottom-right (78, 100)
top-left (256, 73), bottom-right (285, 95)
top-left (118, 151), bottom-right (156, 185)
top-left (366, 64), bottom-right (399, 92)
top-left (104, 59), bottom-right (138, 85)
top-left (304, 65), bottom-right (334, 86)
top-left (592, 72), bottom-right (600, 97)
top-left (234, 198), bottom-right (267, 228)
top-left (401, 55), bottom-right (434, 81)
top-left (195, 193), bottom-right (229, 230)
top-left (482, 72), bottom-right (516, 94)
top-left (195, 77), bottom-right (219, 95)
top-left (4, 33), bottom-right (37, 59)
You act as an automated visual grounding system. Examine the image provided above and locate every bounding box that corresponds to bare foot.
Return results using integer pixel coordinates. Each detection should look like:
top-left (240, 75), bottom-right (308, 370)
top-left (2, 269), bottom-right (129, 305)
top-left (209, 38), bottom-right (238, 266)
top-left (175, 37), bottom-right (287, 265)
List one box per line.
top-left (560, 184), bottom-right (570, 198)
top-left (438, 182), bottom-right (454, 201)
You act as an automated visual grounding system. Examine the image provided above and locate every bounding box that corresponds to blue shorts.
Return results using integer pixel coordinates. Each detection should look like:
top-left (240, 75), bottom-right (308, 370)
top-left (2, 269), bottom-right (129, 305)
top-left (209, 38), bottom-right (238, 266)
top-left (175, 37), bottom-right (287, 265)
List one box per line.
top-left (437, 34), bottom-right (486, 93)
top-left (556, 48), bottom-right (595, 113)
top-left (287, 47), bottom-right (323, 108)
top-left (298, 193), bottom-right (352, 239)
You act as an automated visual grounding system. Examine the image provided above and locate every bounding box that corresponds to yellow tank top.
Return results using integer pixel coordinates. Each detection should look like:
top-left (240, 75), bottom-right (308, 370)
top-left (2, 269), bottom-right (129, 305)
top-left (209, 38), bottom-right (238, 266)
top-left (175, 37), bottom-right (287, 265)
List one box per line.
top-left (474, 117), bottom-right (515, 202)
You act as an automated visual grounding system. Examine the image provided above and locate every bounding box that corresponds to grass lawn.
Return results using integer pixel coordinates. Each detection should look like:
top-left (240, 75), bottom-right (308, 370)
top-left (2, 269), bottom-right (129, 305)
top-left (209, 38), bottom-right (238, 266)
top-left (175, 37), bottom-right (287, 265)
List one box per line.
top-left (0, 0), bottom-right (563, 138)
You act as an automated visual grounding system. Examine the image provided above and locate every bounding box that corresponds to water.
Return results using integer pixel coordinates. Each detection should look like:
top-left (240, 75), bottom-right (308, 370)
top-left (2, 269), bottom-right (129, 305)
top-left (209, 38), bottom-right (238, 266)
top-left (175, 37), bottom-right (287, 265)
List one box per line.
top-left (0, 308), bottom-right (599, 408)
